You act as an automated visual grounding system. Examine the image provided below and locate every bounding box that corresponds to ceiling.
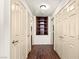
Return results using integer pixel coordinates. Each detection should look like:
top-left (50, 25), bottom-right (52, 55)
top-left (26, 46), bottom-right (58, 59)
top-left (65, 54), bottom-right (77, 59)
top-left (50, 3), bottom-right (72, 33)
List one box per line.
top-left (25, 0), bottom-right (64, 16)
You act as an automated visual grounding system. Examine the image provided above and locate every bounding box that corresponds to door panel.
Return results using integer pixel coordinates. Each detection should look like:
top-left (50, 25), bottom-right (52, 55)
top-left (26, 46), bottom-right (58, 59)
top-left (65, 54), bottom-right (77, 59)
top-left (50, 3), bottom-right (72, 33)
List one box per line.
top-left (54, 0), bottom-right (79, 59)
top-left (11, 1), bottom-right (27, 59)
top-left (11, 3), bottom-right (21, 59)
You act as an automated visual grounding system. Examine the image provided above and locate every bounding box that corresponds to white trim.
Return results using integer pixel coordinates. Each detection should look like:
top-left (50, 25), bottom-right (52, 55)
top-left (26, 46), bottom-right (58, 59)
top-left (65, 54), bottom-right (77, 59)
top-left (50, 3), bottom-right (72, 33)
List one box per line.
top-left (20, 0), bottom-right (33, 16)
top-left (52, 0), bottom-right (70, 18)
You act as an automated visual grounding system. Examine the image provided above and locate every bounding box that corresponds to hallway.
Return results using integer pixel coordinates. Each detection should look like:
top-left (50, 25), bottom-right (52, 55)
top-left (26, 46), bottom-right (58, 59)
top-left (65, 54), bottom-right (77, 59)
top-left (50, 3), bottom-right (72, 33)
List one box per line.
top-left (28, 45), bottom-right (60, 59)
top-left (0, 0), bottom-right (79, 59)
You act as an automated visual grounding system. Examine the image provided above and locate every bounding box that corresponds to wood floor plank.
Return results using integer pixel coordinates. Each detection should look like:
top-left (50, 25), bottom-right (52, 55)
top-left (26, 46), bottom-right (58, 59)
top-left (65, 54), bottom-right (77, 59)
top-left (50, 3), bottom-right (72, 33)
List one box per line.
top-left (27, 45), bottom-right (60, 59)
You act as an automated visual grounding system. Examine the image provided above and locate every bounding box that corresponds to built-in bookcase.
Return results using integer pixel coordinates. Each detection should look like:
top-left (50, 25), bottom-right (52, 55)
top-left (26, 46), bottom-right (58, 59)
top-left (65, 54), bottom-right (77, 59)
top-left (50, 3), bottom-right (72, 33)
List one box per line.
top-left (36, 17), bottom-right (48, 35)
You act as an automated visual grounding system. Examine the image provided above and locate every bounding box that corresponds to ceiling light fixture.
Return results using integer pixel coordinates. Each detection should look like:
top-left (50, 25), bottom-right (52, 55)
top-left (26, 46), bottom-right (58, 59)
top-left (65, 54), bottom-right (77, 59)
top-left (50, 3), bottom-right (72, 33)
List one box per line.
top-left (40, 5), bottom-right (47, 10)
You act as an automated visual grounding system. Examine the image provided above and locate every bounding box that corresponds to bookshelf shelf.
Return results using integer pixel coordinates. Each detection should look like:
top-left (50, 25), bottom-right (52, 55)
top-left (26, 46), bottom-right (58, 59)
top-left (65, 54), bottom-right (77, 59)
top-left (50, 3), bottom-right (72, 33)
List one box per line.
top-left (36, 17), bottom-right (48, 35)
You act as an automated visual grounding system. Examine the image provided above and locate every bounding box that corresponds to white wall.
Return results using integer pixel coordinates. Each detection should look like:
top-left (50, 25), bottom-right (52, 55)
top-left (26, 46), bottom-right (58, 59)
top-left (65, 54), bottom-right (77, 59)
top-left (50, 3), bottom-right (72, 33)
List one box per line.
top-left (0, 0), bottom-right (10, 59)
top-left (32, 17), bottom-right (53, 45)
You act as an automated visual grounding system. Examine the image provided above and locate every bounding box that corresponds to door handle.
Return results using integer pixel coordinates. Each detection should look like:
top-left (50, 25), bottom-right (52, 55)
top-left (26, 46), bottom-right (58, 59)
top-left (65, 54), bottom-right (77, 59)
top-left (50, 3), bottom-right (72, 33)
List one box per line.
top-left (12, 40), bottom-right (19, 44)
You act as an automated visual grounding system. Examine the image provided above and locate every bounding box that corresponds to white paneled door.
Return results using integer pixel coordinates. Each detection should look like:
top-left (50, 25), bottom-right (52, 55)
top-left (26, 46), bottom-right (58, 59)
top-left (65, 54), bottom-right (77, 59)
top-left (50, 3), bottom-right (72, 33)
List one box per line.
top-left (11, 1), bottom-right (27, 59)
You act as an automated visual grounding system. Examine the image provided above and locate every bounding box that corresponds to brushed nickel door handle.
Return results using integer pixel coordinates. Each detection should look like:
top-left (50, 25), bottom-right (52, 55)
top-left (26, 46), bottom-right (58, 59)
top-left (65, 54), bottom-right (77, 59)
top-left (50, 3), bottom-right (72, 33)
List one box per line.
top-left (12, 40), bottom-right (19, 44)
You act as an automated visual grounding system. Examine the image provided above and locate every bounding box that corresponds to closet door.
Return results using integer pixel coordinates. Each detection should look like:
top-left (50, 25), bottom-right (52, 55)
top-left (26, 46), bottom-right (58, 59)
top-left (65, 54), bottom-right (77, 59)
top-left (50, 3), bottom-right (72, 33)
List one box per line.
top-left (54, 16), bottom-right (63, 58)
top-left (76, 0), bottom-right (79, 58)
top-left (77, 12), bottom-right (79, 59)
top-left (58, 20), bottom-right (63, 58)
top-left (54, 16), bottom-right (58, 51)
top-left (61, 17), bottom-right (70, 59)
top-left (68, 13), bottom-right (79, 59)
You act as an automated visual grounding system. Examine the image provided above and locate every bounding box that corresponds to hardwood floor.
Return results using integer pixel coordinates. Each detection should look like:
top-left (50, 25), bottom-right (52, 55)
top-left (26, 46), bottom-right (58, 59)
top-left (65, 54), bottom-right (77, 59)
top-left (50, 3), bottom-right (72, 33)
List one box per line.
top-left (27, 45), bottom-right (60, 59)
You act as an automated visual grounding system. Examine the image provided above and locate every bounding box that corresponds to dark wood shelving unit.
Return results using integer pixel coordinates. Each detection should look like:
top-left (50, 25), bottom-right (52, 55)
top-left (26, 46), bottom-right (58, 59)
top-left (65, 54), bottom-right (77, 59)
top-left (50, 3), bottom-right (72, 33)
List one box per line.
top-left (36, 17), bottom-right (48, 35)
